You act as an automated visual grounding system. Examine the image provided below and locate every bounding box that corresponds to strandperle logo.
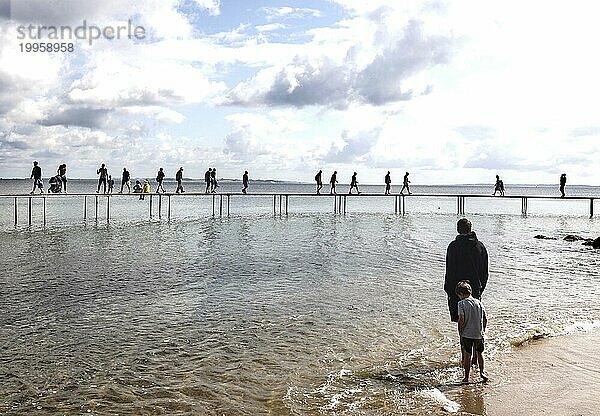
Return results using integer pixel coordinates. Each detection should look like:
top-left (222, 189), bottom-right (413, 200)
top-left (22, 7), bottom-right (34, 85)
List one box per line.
top-left (1, 0), bottom-right (146, 46)
top-left (16, 20), bottom-right (146, 45)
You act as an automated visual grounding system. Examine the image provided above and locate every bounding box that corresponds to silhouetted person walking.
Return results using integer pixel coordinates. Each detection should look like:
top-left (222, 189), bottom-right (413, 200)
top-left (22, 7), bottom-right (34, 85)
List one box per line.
top-left (156, 168), bottom-right (166, 193)
top-left (175, 167), bottom-right (184, 193)
top-left (205, 168), bottom-right (212, 194)
top-left (210, 168), bottom-right (218, 192)
top-left (30, 161), bottom-right (43, 194)
top-left (242, 171), bottom-right (249, 194)
top-left (119, 168), bottom-right (131, 193)
top-left (349, 172), bottom-right (360, 195)
top-left (108, 175), bottom-right (114, 193)
top-left (330, 171), bottom-right (338, 194)
top-left (400, 171), bottom-right (411, 195)
top-left (97, 163), bottom-right (108, 194)
top-left (315, 170), bottom-right (323, 194)
top-left (57, 163), bottom-right (67, 193)
top-left (384, 171), bottom-right (391, 195)
top-left (560, 173), bottom-right (567, 197)
top-left (492, 175), bottom-right (504, 196)
top-left (444, 218), bottom-right (488, 323)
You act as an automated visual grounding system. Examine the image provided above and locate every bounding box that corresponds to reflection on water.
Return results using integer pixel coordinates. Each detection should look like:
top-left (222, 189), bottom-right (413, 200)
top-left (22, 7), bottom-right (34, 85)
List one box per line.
top-left (0, 181), bottom-right (599, 414)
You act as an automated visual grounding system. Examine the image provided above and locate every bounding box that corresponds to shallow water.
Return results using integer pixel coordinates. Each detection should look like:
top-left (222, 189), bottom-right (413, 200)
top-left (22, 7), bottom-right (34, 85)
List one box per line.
top-left (0, 181), bottom-right (599, 414)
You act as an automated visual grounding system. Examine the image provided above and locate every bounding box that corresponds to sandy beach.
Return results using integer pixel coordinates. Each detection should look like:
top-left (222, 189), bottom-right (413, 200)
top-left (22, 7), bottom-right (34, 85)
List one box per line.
top-left (448, 329), bottom-right (600, 415)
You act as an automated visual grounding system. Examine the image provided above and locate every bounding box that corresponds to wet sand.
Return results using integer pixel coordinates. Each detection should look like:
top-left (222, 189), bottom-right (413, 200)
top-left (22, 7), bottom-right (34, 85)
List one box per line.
top-left (448, 329), bottom-right (600, 415)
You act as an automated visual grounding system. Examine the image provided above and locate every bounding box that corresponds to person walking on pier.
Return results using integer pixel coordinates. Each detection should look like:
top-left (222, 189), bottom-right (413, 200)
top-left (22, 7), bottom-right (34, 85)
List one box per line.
top-left (96, 163), bottom-right (108, 194)
top-left (330, 171), bottom-right (338, 194)
top-left (444, 218), bottom-right (488, 323)
top-left (211, 168), bottom-right (218, 192)
top-left (108, 175), bottom-right (115, 193)
top-left (119, 168), bottom-right (131, 193)
top-left (30, 161), bottom-right (43, 194)
top-left (315, 170), bottom-right (323, 194)
top-left (349, 172), bottom-right (360, 195)
top-left (156, 168), bottom-right (166, 193)
top-left (400, 171), bottom-right (411, 195)
top-left (205, 168), bottom-right (212, 194)
top-left (384, 171), bottom-right (391, 195)
top-left (560, 173), bottom-right (567, 197)
top-left (175, 167), bottom-right (185, 193)
top-left (242, 171), bottom-right (249, 194)
top-left (57, 163), bottom-right (67, 193)
top-left (492, 175), bottom-right (504, 196)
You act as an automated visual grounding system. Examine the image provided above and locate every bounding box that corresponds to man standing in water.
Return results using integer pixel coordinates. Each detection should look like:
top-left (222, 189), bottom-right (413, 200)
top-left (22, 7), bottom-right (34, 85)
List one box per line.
top-left (444, 218), bottom-right (488, 323)
top-left (175, 167), bottom-right (185, 193)
top-left (560, 173), bottom-right (567, 197)
top-left (96, 163), bottom-right (108, 194)
top-left (242, 171), bottom-right (249, 194)
top-left (330, 171), bottom-right (338, 194)
top-left (384, 171), bottom-right (391, 195)
top-left (315, 170), bottom-right (323, 195)
top-left (400, 171), bottom-right (411, 195)
top-left (349, 172), bottom-right (360, 195)
top-left (30, 161), bottom-right (43, 194)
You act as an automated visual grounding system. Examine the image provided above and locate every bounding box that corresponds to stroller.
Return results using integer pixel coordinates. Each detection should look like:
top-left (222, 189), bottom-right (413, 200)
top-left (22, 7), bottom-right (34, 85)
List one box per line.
top-left (48, 175), bottom-right (62, 193)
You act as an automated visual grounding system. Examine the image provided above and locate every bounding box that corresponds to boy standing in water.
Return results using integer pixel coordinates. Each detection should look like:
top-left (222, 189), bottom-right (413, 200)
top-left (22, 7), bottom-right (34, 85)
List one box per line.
top-left (456, 281), bottom-right (488, 383)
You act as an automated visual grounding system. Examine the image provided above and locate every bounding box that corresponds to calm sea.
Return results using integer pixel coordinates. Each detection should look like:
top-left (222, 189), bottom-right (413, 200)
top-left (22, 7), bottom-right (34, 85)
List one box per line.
top-left (1, 180), bottom-right (599, 415)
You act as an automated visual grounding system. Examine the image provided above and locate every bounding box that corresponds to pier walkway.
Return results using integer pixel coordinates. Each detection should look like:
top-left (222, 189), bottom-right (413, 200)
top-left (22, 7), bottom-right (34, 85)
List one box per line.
top-left (1, 192), bottom-right (597, 226)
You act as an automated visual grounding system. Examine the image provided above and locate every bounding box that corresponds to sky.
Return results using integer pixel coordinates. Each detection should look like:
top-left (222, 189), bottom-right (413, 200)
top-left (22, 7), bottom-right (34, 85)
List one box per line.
top-left (0, 0), bottom-right (599, 184)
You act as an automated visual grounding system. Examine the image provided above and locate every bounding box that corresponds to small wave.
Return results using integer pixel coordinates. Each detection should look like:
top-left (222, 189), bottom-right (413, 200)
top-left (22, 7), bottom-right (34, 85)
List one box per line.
top-left (419, 388), bottom-right (460, 413)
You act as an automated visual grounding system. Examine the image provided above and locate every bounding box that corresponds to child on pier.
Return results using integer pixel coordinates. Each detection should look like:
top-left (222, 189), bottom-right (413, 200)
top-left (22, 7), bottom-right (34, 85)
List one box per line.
top-left (456, 281), bottom-right (488, 383)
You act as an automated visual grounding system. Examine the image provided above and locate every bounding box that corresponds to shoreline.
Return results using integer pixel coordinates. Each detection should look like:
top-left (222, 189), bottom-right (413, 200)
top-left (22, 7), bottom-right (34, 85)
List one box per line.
top-left (448, 329), bottom-right (600, 415)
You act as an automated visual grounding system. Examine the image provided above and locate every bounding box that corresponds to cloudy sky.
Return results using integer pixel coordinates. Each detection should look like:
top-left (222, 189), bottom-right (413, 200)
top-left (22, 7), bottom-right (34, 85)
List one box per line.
top-left (1, 0), bottom-right (599, 184)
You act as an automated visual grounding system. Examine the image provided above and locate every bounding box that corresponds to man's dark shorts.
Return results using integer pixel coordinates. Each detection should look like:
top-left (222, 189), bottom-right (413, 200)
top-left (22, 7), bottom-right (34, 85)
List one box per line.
top-left (461, 337), bottom-right (484, 353)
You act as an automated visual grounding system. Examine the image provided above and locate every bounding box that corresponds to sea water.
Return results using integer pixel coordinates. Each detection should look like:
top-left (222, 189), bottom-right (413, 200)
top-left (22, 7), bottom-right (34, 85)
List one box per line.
top-left (0, 180), bottom-right (599, 414)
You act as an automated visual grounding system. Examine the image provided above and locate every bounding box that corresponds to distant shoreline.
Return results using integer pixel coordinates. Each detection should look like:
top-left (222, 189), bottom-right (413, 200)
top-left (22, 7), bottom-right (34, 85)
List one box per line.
top-left (0, 178), bottom-right (597, 188)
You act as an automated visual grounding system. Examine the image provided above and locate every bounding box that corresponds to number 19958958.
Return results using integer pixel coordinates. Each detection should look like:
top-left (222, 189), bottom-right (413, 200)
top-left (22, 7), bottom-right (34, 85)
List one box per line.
top-left (19, 43), bottom-right (75, 53)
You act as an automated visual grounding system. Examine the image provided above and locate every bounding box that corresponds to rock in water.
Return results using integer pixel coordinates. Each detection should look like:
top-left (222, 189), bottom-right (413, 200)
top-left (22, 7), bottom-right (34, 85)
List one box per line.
top-left (535, 235), bottom-right (557, 240)
top-left (564, 234), bottom-right (584, 242)
top-left (593, 237), bottom-right (600, 249)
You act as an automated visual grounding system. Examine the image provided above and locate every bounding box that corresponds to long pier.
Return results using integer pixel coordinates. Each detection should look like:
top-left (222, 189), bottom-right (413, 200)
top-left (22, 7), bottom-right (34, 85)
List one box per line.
top-left (1, 192), bottom-right (597, 226)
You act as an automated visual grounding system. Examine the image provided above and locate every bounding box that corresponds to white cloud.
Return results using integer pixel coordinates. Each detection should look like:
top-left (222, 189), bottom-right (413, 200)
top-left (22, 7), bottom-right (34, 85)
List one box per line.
top-left (263, 7), bottom-right (323, 21)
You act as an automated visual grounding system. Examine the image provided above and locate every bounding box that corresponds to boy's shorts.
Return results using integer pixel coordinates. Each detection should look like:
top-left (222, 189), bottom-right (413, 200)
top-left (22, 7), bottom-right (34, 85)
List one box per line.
top-left (461, 337), bottom-right (484, 353)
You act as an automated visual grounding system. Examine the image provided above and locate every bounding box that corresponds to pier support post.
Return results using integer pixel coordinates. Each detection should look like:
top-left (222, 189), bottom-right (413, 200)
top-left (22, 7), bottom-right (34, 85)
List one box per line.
top-left (107, 195), bottom-right (110, 223)
top-left (521, 197), bottom-right (528, 216)
top-left (150, 195), bottom-right (153, 219)
top-left (95, 196), bottom-right (98, 221)
top-left (158, 195), bottom-right (162, 219)
top-left (590, 198), bottom-right (594, 218)
top-left (334, 195), bottom-right (337, 214)
top-left (343, 196), bottom-right (346, 214)
top-left (28, 196), bottom-right (32, 226)
top-left (14, 197), bottom-right (17, 226)
top-left (212, 194), bottom-right (215, 216)
top-left (273, 195), bottom-right (276, 215)
top-left (227, 195), bottom-right (230, 216)
top-left (402, 195), bottom-right (406, 215)
top-left (285, 195), bottom-right (288, 216)
top-left (43, 197), bottom-right (46, 226)
top-left (168, 195), bottom-right (171, 221)
top-left (84, 196), bottom-right (87, 220)
top-left (279, 195), bottom-right (282, 216)
top-left (395, 195), bottom-right (398, 214)
top-left (457, 196), bottom-right (465, 215)
top-left (220, 195), bottom-right (223, 217)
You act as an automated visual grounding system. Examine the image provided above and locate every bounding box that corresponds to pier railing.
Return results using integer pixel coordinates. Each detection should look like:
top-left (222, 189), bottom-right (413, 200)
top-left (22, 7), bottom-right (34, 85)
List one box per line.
top-left (0, 192), bottom-right (596, 226)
